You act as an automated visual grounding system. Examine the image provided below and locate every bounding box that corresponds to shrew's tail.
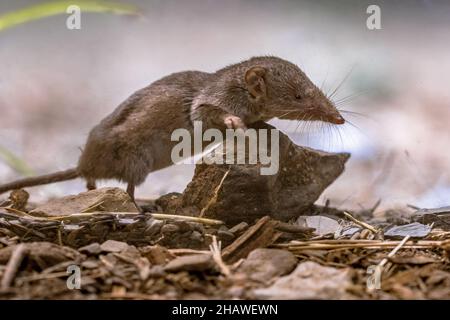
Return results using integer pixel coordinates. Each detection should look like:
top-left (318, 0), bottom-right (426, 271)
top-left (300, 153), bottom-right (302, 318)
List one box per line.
top-left (0, 168), bottom-right (79, 195)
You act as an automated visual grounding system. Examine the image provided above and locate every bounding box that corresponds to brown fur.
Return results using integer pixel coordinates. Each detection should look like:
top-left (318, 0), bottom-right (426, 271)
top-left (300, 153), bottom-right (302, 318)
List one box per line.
top-left (0, 56), bottom-right (345, 199)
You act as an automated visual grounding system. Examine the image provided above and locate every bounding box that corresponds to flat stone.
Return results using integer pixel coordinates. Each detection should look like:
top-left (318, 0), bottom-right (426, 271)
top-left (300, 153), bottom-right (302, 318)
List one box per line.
top-left (297, 215), bottom-right (341, 236)
top-left (100, 240), bottom-right (129, 253)
top-left (238, 248), bottom-right (297, 282)
top-left (30, 187), bottom-right (138, 217)
top-left (81, 259), bottom-right (100, 269)
top-left (164, 253), bottom-right (215, 272)
top-left (190, 230), bottom-right (204, 243)
top-left (229, 222), bottom-right (249, 235)
top-left (340, 227), bottom-right (362, 237)
top-left (385, 222), bottom-right (432, 239)
top-left (181, 122), bottom-right (349, 225)
top-left (218, 229), bottom-right (235, 241)
top-left (253, 261), bottom-right (353, 299)
top-left (79, 242), bottom-right (102, 255)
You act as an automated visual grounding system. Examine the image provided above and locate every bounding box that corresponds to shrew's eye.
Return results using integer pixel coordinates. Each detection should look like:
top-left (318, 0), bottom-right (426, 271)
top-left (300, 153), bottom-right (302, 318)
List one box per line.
top-left (295, 94), bottom-right (302, 100)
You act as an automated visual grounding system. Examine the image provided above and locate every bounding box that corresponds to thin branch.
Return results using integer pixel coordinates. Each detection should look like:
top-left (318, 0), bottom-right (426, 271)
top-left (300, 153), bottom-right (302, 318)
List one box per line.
top-left (209, 235), bottom-right (230, 277)
top-left (151, 213), bottom-right (224, 226)
top-left (1, 244), bottom-right (27, 290)
top-left (378, 235), bottom-right (411, 268)
top-left (343, 211), bottom-right (379, 234)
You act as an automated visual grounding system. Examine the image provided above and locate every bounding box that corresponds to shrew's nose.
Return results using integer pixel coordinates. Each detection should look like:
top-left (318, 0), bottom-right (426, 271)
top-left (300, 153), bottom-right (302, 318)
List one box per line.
top-left (329, 113), bottom-right (345, 124)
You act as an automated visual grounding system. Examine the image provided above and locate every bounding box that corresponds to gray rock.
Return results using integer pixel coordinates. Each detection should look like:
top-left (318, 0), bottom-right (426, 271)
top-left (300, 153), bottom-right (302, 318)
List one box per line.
top-left (253, 261), bottom-right (353, 299)
top-left (238, 248), bottom-right (297, 283)
top-left (190, 230), bottom-right (204, 243)
top-left (181, 122), bottom-right (349, 225)
top-left (82, 259), bottom-right (100, 269)
top-left (385, 222), bottom-right (432, 239)
top-left (100, 240), bottom-right (129, 253)
top-left (297, 215), bottom-right (341, 236)
top-left (411, 206), bottom-right (450, 229)
top-left (79, 242), bottom-right (102, 255)
top-left (229, 222), bottom-right (249, 234)
top-left (340, 227), bottom-right (362, 237)
top-left (218, 229), bottom-right (235, 241)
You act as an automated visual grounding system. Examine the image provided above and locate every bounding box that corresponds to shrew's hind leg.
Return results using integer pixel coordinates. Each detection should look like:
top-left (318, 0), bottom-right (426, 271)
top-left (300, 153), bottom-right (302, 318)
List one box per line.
top-left (126, 183), bottom-right (135, 201)
top-left (86, 179), bottom-right (96, 190)
top-left (127, 183), bottom-right (143, 213)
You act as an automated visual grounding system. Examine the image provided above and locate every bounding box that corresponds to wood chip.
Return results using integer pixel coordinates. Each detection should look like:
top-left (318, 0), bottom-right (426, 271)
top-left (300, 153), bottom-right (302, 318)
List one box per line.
top-left (222, 216), bottom-right (281, 264)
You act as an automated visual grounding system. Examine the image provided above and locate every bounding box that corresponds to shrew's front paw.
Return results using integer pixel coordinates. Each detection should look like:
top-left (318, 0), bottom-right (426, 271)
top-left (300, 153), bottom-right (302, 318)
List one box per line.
top-left (224, 115), bottom-right (247, 130)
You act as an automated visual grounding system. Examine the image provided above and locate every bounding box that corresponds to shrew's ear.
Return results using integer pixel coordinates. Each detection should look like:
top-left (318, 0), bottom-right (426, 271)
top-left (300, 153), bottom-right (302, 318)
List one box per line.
top-left (244, 66), bottom-right (267, 101)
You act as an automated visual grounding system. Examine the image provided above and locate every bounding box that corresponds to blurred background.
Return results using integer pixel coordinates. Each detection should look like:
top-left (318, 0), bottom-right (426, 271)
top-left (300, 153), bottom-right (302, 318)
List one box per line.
top-left (0, 0), bottom-right (449, 211)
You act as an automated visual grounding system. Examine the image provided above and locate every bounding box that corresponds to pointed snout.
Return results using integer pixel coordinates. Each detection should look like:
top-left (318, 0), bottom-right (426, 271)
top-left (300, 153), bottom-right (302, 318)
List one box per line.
top-left (328, 113), bottom-right (345, 125)
top-left (315, 91), bottom-right (346, 124)
top-left (323, 101), bottom-right (346, 124)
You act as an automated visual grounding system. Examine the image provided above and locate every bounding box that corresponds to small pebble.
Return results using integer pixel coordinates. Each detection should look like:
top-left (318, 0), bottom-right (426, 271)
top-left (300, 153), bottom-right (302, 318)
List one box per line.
top-left (100, 240), bottom-right (129, 253)
top-left (228, 222), bottom-right (248, 234)
top-left (190, 230), bottom-right (203, 243)
top-left (82, 259), bottom-right (100, 269)
top-left (218, 229), bottom-right (235, 241)
top-left (79, 242), bottom-right (102, 255)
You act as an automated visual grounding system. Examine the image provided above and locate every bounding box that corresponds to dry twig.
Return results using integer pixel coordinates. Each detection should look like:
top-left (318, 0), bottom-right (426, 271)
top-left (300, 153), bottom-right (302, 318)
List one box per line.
top-left (378, 235), bottom-right (411, 268)
top-left (1, 243), bottom-right (27, 289)
top-left (151, 213), bottom-right (224, 226)
top-left (209, 235), bottom-right (231, 277)
top-left (343, 211), bottom-right (379, 234)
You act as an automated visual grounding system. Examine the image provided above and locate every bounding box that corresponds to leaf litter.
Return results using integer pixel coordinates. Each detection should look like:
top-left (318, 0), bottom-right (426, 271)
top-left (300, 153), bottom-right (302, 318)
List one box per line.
top-left (0, 187), bottom-right (449, 300)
